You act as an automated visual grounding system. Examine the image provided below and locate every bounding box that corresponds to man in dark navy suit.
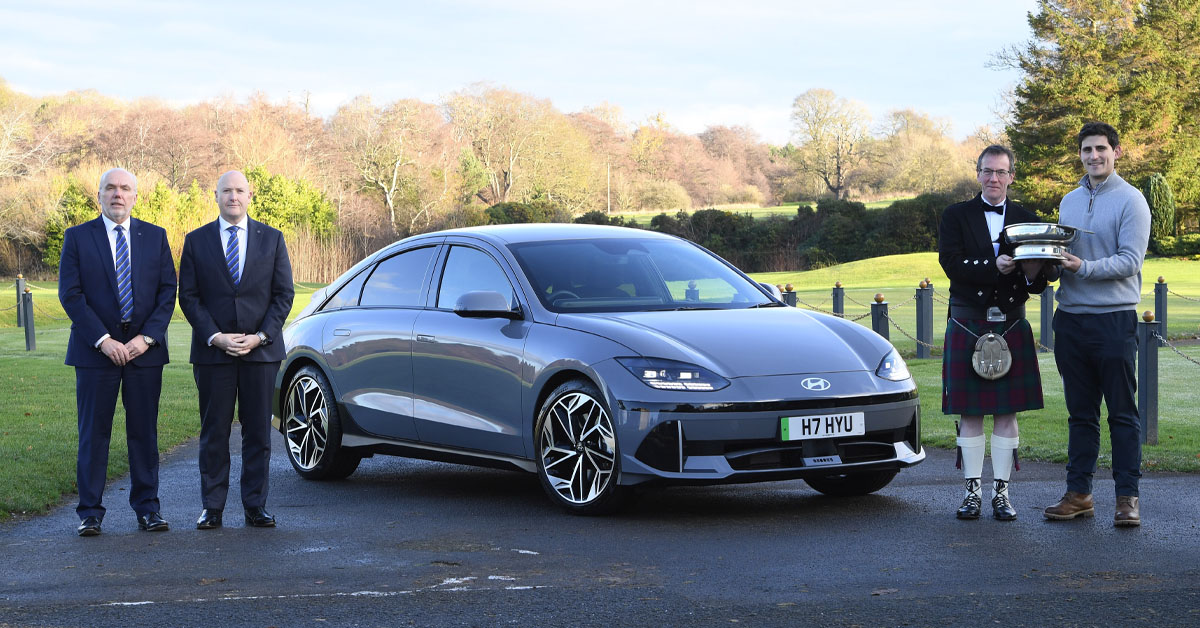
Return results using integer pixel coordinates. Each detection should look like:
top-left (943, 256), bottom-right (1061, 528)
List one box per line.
top-left (178, 170), bottom-right (293, 530)
top-left (59, 167), bottom-right (177, 536)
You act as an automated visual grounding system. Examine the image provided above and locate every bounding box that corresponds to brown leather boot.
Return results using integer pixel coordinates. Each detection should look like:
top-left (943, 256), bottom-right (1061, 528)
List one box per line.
top-left (1043, 491), bottom-right (1094, 520)
top-left (1114, 496), bottom-right (1140, 527)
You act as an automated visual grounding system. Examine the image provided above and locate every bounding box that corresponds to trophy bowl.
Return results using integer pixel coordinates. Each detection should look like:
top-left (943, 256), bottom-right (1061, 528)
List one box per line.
top-left (1003, 223), bottom-right (1080, 261)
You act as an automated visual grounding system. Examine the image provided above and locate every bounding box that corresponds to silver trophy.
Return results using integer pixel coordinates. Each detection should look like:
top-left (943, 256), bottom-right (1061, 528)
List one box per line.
top-left (1003, 223), bottom-right (1082, 261)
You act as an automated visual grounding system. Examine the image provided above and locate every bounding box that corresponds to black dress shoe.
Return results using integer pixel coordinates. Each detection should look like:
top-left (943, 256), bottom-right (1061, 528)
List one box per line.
top-left (244, 506), bottom-right (276, 527)
top-left (77, 516), bottom-right (102, 537)
top-left (137, 511), bottom-right (169, 531)
top-left (196, 508), bottom-right (223, 530)
top-left (992, 480), bottom-right (1017, 521)
top-left (956, 478), bottom-right (982, 520)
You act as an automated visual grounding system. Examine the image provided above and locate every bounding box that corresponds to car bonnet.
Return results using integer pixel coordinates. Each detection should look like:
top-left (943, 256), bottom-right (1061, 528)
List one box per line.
top-left (555, 306), bottom-right (886, 378)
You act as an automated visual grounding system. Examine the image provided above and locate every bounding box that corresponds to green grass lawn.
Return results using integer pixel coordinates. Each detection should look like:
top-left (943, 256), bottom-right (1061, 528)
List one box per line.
top-left (752, 253), bottom-right (1200, 354)
top-left (0, 282), bottom-right (320, 521)
top-left (1, 259), bottom-right (1198, 521)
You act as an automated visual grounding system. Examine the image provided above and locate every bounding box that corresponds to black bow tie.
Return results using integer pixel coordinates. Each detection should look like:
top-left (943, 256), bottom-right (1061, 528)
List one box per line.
top-left (983, 204), bottom-right (1003, 214)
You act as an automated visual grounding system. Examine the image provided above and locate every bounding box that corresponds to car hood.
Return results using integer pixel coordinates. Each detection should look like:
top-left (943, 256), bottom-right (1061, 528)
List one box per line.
top-left (556, 307), bottom-right (891, 377)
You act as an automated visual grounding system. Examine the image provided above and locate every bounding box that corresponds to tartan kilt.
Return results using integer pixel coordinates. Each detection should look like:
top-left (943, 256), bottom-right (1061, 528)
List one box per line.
top-left (941, 317), bottom-right (1043, 415)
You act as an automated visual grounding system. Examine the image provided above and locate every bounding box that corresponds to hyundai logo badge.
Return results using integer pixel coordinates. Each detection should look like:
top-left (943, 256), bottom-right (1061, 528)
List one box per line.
top-left (801, 377), bottom-right (831, 391)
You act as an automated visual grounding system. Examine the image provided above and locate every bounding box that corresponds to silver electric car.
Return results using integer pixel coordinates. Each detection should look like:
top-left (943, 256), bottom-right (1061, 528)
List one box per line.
top-left (273, 224), bottom-right (923, 514)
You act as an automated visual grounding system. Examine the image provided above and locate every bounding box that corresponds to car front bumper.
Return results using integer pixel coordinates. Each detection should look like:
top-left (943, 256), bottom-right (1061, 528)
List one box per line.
top-left (609, 380), bottom-right (922, 486)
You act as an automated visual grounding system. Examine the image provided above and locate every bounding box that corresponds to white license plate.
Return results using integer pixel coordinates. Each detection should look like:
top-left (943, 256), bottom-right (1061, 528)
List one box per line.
top-left (781, 412), bottom-right (865, 441)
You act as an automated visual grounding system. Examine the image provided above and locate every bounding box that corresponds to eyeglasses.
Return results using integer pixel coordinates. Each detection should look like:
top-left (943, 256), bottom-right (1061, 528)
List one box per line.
top-left (978, 169), bottom-right (1012, 178)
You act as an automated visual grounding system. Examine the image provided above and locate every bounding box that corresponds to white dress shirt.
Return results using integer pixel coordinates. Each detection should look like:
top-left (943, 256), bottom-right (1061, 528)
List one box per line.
top-left (982, 197), bottom-right (1005, 257)
top-left (100, 213), bottom-right (133, 268)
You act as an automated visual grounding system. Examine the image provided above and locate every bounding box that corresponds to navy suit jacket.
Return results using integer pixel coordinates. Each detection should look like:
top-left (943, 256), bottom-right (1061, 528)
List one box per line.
top-left (59, 217), bottom-right (176, 368)
top-left (178, 218), bottom-right (294, 364)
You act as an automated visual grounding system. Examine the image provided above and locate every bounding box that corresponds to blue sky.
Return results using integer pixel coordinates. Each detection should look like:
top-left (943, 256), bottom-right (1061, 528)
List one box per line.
top-left (1, 0), bottom-right (1041, 144)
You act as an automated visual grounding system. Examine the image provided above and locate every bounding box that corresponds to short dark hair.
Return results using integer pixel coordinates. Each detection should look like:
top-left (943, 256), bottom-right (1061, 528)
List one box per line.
top-left (976, 145), bottom-right (1015, 173)
top-left (1077, 122), bottom-right (1120, 149)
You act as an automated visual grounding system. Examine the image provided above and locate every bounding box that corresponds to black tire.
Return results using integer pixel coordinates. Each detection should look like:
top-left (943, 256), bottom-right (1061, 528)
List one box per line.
top-left (804, 470), bottom-right (897, 497)
top-left (534, 379), bottom-right (629, 515)
top-left (281, 365), bottom-right (361, 480)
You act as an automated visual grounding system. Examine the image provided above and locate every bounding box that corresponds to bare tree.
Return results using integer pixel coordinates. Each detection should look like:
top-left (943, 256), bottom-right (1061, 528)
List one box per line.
top-left (790, 88), bottom-right (871, 199)
top-left (331, 96), bottom-right (450, 235)
top-left (444, 85), bottom-right (555, 206)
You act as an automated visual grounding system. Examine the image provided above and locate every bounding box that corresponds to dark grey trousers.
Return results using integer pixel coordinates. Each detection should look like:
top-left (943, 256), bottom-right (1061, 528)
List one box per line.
top-left (1053, 310), bottom-right (1141, 497)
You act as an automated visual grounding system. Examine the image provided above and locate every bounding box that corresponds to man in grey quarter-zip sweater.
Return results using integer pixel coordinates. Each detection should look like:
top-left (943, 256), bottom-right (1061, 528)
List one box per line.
top-left (1043, 122), bottom-right (1151, 527)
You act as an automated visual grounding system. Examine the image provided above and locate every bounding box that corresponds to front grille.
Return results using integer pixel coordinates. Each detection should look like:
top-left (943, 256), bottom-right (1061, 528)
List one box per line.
top-left (724, 429), bottom-right (904, 471)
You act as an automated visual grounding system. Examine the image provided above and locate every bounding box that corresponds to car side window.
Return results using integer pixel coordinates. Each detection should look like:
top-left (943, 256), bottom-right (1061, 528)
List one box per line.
top-left (436, 246), bottom-right (515, 310)
top-left (359, 246), bottom-right (437, 307)
top-left (319, 269), bottom-right (369, 311)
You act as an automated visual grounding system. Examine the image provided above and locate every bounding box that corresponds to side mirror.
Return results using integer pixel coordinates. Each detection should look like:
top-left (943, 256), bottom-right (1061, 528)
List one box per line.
top-left (759, 282), bottom-right (783, 301)
top-left (454, 290), bottom-right (523, 320)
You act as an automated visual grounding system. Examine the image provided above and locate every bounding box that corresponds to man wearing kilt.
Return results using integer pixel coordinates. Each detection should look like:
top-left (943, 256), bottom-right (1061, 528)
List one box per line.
top-left (938, 145), bottom-right (1058, 521)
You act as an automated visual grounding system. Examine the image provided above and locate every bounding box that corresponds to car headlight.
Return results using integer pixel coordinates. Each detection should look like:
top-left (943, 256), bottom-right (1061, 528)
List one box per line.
top-left (616, 357), bottom-right (730, 391)
top-left (875, 348), bottom-right (911, 381)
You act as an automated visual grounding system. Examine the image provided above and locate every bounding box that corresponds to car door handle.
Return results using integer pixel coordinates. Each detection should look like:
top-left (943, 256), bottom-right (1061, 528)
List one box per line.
top-left (416, 334), bottom-right (435, 343)
top-left (332, 329), bottom-right (350, 336)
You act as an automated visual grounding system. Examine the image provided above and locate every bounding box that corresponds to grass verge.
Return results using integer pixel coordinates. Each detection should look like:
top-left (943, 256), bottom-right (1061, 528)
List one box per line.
top-left (1, 267), bottom-right (1196, 522)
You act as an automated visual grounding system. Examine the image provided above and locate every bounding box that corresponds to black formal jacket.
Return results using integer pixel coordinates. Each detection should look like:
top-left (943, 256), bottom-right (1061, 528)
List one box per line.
top-left (178, 218), bottom-right (294, 364)
top-left (59, 217), bottom-right (176, 368)
top-left (937, 194), bottom-right (1051, 313)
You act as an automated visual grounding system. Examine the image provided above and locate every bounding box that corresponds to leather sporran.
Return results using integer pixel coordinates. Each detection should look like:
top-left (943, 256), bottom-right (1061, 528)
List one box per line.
top-left (972, 333), bottom-right (1012, 380)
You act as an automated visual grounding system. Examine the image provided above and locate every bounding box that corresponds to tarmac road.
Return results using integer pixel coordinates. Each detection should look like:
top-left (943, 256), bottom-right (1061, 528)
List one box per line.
top-left (1, 429), bottom-right (1198, 627)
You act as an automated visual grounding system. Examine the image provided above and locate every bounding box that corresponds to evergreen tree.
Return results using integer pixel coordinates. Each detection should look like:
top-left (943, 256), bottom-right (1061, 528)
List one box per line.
top-left (1144, 172), bottom-right (1177, 251)
top-left (1007, 0), bottom-right (1140, 218)
top-left (1007, 0), bottom-right (1200, 227)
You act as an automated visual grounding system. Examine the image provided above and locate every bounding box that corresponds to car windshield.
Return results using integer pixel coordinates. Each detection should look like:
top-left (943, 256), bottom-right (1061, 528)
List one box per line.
top-left (508, 237), bottom-right (774, 313)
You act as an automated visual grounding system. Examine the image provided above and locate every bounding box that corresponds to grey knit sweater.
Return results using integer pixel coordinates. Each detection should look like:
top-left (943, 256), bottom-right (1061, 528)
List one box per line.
top-left (1056, 172), bottom-right (1151, 314)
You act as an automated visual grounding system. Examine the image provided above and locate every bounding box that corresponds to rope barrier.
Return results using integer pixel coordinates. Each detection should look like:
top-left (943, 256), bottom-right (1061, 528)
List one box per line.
top-left (794, 298), bottom-right (838, 316)
top-left (1153, 332), bottom-right (1200, 368)
top-left (844, 294), bottom-right (874, 308)
top-left (882, 312), bottom-right (941, 351)
top-left (0, 304), bottom-right (18, 312)
top-left (793, 298), bottom-right (872, 321)
top-left (1167, 289), bottom-right (1200, 303)
top-left (32, 302), bottom-right (69, 321)
top-left (884, 293), bottom-right (918, 311)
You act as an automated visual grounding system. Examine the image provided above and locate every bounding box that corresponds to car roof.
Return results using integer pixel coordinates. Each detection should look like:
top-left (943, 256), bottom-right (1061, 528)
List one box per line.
top-left (412, 223), bottom-right (678, 247)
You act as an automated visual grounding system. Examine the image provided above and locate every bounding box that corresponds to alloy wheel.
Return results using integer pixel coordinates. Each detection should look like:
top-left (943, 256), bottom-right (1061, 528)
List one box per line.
top-left (538, 391), bottom-right (617, 505)
top-left (284, 374), bottom-right (329, 471)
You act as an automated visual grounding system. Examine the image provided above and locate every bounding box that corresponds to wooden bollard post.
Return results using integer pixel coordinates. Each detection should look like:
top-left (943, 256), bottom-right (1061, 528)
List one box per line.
top-left (915, 281), bottom-right (932, 359)
top-left (1040, 286), bottom-right (1055, 352)
top-left (22, 288), bottom-right (35, 351)
top-left (1137, 310), bottom-right (1158, 445)
top-left (831, 282), bottom-right (844, 318)
top-left (870, 293), bottom-right (889, 340)
top-left (1154, 276), bottom-right (1167, 346)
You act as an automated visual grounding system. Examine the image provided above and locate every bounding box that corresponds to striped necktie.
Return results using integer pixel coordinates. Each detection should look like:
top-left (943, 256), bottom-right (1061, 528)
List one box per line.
top-left (114, 225), bottom-right (133, 321)
top-left (225, 226), bottom-right (241, 287)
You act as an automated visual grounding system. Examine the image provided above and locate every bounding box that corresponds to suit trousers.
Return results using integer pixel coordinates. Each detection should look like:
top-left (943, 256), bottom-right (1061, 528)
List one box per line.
top-left (75, 364), bottom-right (163, 519)
top-left (1053, 310), bottom-right (1142, 496)
top-left (194, 360), bottom-right (279, 509)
